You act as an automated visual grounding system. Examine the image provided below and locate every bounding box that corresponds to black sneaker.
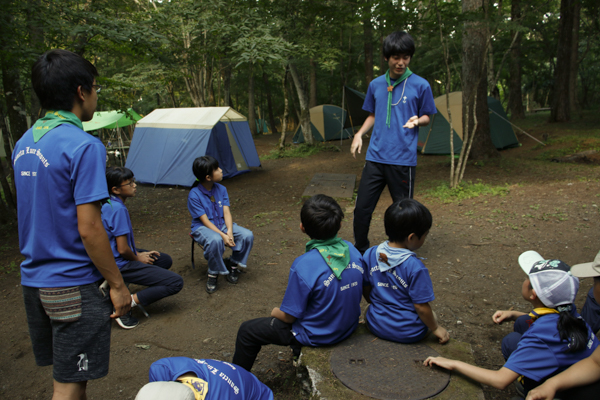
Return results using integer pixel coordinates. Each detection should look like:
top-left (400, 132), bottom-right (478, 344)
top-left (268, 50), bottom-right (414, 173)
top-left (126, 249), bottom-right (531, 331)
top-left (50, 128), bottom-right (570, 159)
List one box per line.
top-left (226, 267), bottom-right (240, 284)
top-left (206, 274), bottom-right (218, 294)
top-left (116, 311), bottom-right (139, 329)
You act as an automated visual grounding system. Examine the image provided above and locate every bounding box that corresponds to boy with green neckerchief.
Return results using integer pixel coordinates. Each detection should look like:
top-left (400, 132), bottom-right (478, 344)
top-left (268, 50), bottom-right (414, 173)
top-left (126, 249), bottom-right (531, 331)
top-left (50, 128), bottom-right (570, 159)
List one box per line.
top-left (232, 194), bottom-right (365, 371)
top-left (351, 30), bottom-right (437, 254)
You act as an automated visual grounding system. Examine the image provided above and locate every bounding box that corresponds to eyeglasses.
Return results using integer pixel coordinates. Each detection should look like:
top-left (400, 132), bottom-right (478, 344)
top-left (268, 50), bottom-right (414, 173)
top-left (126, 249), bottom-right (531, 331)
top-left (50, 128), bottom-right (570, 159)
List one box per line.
top-left (119, 179), bottom-right (136, 187)
top-left (92, 84), bottom-right (102, 93)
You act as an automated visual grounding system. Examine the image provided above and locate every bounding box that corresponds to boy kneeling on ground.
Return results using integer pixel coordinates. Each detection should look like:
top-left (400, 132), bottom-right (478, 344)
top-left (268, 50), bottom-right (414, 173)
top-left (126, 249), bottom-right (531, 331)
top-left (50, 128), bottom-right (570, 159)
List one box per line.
top-left (232, 194), bottom-right (365, 371)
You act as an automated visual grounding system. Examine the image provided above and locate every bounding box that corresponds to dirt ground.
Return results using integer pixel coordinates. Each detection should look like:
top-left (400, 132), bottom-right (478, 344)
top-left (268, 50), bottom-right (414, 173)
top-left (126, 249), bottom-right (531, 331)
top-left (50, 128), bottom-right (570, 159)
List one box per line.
top-left (1, 123), bottom-right (599, 400)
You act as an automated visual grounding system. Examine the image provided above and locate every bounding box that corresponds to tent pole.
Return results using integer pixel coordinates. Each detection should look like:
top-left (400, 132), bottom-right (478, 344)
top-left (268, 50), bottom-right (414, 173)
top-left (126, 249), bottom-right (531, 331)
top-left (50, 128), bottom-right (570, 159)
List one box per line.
top-left (489, 109), bottom-right (545, 146)
top-left (340, 85), bottom-right (345, 148)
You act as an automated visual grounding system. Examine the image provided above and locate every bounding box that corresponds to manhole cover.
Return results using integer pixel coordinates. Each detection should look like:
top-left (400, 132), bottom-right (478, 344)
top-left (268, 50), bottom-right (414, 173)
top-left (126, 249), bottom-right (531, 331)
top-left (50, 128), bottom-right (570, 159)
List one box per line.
top-left (331, 333), bottom-right (450, 400)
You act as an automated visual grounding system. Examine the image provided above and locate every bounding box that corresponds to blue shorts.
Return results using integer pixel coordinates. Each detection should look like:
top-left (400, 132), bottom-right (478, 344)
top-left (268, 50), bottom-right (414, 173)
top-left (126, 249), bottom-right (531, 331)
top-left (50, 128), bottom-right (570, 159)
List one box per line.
top-left (22, 280), bottom-right (112, 383)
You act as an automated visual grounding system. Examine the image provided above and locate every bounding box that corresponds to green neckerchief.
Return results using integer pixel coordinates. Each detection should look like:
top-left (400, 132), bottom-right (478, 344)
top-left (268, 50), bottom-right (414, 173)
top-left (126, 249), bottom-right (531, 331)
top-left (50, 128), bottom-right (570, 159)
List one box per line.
top-left (528, 307), bottom-right (559, 322)
top-left (32, 110), bottom-right (83, 143)
top-left (306, 236), bottom-right (350, 280)
top-left (385, 68), bottom-right (413, 128)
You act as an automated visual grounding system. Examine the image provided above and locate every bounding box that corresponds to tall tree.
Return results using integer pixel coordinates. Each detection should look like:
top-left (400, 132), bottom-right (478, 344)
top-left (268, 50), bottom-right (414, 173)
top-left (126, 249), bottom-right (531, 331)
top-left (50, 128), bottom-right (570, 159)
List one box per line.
top-left (508, 0), bottom-right (526, 119)
top-left (550, 0), bottom-right (577, 122)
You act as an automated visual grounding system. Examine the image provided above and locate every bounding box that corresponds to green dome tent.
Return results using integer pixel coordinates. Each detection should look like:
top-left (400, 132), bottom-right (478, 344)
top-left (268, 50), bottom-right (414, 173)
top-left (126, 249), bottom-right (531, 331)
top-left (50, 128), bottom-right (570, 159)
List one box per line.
top-left (293, 105), bottom-right (354, 143)
top-left (417, 92), bottom-right (519, 154)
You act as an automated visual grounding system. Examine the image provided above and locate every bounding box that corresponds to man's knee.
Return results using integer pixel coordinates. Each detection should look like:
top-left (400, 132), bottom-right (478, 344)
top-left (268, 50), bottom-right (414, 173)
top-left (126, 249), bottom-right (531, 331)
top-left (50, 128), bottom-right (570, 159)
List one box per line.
top-left (53, 380), bottom-right (87, 400)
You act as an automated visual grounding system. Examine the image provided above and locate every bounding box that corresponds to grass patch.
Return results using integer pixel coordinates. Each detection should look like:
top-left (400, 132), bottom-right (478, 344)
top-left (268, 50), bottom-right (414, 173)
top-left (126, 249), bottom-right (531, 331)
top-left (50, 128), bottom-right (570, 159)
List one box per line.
top-left (423, 180), bottom-right (510, 203)
top-left (261, 143), bottom-right (340, 160)
top-left (533, 135), bottom-right (600, 161)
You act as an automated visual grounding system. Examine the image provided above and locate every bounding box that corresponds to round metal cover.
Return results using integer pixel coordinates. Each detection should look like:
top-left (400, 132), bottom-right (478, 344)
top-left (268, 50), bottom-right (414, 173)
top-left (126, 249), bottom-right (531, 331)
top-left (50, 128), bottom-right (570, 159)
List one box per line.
top-left (331, 333), bottom-right (450, 400)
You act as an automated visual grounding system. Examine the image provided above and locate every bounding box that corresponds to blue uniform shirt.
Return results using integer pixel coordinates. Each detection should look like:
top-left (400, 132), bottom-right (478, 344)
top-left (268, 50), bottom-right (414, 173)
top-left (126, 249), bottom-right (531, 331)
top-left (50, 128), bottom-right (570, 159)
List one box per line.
top-left (280, 241), bottom-right (364, 346)
top-left (101, 196), bottom-right (136, 268)
top-left (188, 183), bottom-right (230, 233)
top-left (504, 312), bottom-right (599, 382)
top-left (362, 73), bottom-right (436, 166)
top-left (12, 124), bottom-right (108, 287)
top-left (363, 246), bottom-right (435, 343)
top-left (149, 357), bottom-right (273, 400)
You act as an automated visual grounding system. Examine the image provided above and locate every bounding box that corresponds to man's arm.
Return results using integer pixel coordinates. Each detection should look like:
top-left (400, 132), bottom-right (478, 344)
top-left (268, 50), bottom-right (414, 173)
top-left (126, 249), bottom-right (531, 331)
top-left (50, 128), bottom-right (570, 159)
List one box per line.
top-left (351, 113), bottom-right (375, 158)
top-left (526, 347), bottom-right (600, 400)
top-left (271, 307), bottom-right (296, 324)
top-left (199, 213), bottom-right (234, 247)
top-left (403, 115), bottom-right (431, 129)
top-left (424, 357), bottom-right (518, 390)
top-left (115, 236), bottom-right (157, 264)
top-left (414, 302), bottom-right (449, 344)
top-left (492, 310), bottom-right (527, 324)
top-left (77, 202), bottom-right (130, 318)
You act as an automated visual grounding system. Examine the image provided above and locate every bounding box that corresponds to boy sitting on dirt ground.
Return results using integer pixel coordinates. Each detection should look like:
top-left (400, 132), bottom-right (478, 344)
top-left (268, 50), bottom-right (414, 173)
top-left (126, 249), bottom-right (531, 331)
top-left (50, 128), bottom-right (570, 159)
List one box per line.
top-left (362, 199), bottom-right (449, 344)
top-left (188, 155), bottom-right (254, 294)
top-left (102, 167), bottom-right (183, 329)
top-left (135, 357), bottom-right (273, 400)
top-left (425, 251), bottom-right (598, 398)
top-left (572, 250), bottom-right (600, 335)
top-left (232, 194), bottom-right (364, 371)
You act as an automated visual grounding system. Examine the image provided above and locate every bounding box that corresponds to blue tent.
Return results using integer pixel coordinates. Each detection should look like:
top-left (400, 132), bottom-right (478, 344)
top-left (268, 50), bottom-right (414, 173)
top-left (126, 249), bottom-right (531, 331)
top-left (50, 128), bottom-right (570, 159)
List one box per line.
top-left (125, 107), bottom-right (261, 186)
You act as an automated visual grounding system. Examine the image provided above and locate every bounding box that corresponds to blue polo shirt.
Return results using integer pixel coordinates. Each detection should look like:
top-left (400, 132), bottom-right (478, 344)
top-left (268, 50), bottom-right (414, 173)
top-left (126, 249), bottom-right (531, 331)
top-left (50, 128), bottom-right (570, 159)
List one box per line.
top-left (149, 357), bottom-right (273, 400)
top-left (363, 245), bottom-right (435, 343)
top-left (363, 73), bottom-right (436, 166)
top-left (504, 312), bottom-right (598, 382)
top-left (101, 196), bottom-right (136, 268)
top-left (12, 124), bottom-right (108, 287)
top-left (188, 183), bottom-right (230, 232)
top-left (280, 241), bottom-right (364, 346)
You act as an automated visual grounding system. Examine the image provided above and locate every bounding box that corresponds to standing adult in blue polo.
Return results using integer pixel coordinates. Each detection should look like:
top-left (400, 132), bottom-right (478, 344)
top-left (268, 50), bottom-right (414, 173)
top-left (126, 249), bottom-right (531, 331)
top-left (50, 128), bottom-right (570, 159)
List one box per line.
top-left (12, 50), bottom-right (131, 399)
top-left (351, 31), bottom-right (437, 254)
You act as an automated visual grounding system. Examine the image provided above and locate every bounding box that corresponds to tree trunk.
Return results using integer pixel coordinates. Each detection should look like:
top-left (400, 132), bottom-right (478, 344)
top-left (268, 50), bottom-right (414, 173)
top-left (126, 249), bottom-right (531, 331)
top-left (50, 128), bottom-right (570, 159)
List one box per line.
top-left (279, 67), bottom-right (289, 150)
top-left (362, 0), bottom-right (374, 87)
top-left (263, 71), bottom-right (278, 135)
top-left (508, 0), bottom-right (526, 119)
top-left (289, 62), bottom-right (313, 145)
top-left (462, 0), bottom-right (498, 160)
top-left (550, 0), bottom-right (576, 122)
top-left (222, 62), bottom-right (232, 107)
top-left (0, 114), bottom-right (17, 214)
top-left (1, 66), bottom-right (28, 143)
top-left (26, 0), bottom-right (43, 123)
top-left (206, 58), bottom-right (215, 106)
top-left (568, 0), bottom-right (581, 114)
top-left (309, 59), bottom-right (317, 108)
top-left (248, 64), bottom-right (257, 136)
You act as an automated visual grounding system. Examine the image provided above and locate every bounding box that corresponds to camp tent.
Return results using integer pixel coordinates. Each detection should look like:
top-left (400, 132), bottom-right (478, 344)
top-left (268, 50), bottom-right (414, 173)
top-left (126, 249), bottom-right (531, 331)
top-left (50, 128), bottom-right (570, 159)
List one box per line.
top-left (344, 86), bottom-right (371, 129)
top-left (292, 105), bottom-right (354, 143)
top-left (125, 107), bottom-right (261, 186)
top-left (82, 108), bottom-right (142, 132)
top-left (417, 92), bottom-right (519, 154)
top-left (255, 118), bottom-right (269, 134)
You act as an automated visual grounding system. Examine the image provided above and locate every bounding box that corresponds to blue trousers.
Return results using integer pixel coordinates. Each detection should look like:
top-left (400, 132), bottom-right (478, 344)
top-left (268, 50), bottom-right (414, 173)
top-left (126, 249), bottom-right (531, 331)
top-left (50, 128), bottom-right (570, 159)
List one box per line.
top-left (119, 249), bottom-right (183, 306)
top-left (191, 223), bottom-right (254, 275)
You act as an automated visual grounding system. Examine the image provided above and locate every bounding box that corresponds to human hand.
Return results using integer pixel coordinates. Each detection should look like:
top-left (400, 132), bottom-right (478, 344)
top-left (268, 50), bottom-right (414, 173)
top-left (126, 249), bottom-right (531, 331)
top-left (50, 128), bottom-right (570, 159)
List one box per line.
top-left (433, 326), bottom-right (450, 344)
top-left (423, 356), bottom-right (455, 370)
top-left (138, 252), bottom-right (156, 264)
top-left (110, 284), bottom-right (132, 318)
top-left (403, 115), bottom-right (419, 129)
top-left (222, 232), bottom-right (235, 247)
top-left (492, 310), bottom-right (514, 324)
top-left (525, 382), bottom-right (557, 400)
top-left (350, 135), bottom-right (362, 158)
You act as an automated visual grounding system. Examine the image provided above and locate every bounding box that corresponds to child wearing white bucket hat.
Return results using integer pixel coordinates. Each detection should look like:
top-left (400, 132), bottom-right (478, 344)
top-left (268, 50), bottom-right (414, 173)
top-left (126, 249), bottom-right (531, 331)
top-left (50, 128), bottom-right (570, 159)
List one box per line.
top-left (424, 251), bottom-right (598, 398)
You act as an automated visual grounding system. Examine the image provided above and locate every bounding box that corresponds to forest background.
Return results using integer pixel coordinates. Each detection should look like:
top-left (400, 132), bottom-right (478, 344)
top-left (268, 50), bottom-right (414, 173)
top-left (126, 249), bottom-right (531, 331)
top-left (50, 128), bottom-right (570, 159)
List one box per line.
top-left (0, 0), bottom-right (599, 224)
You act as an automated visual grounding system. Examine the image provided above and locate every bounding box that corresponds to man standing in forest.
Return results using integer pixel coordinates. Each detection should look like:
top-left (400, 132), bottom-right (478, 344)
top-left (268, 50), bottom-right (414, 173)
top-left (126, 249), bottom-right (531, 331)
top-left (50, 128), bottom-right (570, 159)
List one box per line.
top-left (12, 49), bottom-right (131, 399)
top-left (351, 31), bottom-right (436, 254)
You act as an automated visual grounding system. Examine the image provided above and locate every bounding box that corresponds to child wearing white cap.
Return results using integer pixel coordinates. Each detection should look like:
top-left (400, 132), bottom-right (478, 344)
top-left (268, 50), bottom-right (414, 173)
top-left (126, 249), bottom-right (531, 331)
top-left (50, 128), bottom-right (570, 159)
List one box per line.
top-left (424, 251), bottom-right (599, 398)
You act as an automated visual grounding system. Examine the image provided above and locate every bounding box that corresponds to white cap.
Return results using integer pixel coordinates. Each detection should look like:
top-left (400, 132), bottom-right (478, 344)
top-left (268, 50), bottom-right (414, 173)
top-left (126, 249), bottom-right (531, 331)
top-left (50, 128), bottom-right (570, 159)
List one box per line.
top-left (135, 382), bottom-right (195, 400)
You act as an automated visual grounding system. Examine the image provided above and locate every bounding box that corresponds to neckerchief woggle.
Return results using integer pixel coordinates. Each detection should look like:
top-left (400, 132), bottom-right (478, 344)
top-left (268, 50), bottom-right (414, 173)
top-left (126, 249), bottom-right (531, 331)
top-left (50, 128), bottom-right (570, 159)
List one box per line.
top-left (306, 236), bottom-right (350, 280)
top-left (197, 183), bottom-right (224, 229)
top-left (385, 68), bottom-right (413, 128)
top-left (375, 241), bottom-right (415, 272)
top-left (32, 110), bottom-right (83, 143)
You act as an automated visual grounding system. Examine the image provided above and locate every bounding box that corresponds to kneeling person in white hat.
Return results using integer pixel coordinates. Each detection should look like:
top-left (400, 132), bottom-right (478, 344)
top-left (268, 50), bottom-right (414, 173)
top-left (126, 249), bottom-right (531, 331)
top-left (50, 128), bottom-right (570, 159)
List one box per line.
top-left (136, 357), bottom-right (273, 400)
top-left (424, 251), bottom-right (598, 398)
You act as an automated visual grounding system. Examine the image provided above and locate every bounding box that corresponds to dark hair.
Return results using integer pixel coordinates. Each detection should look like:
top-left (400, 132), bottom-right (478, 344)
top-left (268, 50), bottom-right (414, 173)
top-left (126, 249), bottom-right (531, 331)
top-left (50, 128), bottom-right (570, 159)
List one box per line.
top-left (384, 199), bottom-right (432, 243)
top-left (382, 31), bottom-right (415, 59)
top-left (106, 166), bottom-right (134, 195)
top-left (192, 156), bottom-right (219, 185)
top-left (556, 307), bottom-right (590, 353)
top-left (300, 194), bottom-right (343, 240)
top-left (31, 49), bottom-right (98, 111)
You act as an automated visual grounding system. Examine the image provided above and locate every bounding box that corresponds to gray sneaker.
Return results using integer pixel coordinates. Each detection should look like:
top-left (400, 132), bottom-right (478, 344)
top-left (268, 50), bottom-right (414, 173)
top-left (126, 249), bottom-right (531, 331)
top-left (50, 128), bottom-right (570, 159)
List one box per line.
top-left (116, 311), bottom-right (139, 329)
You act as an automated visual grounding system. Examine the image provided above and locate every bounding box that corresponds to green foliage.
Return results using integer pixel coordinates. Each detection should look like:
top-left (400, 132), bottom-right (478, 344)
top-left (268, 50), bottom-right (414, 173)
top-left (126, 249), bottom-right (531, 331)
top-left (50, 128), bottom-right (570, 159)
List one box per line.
top-left (423, 180), bottom-right (510, 203)
top-left (0, 261), bottom-right (19, 276)
top-left (261, 144), bottom-right (340, 160)
top-left (533, 135), bottom-right (600, 161)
